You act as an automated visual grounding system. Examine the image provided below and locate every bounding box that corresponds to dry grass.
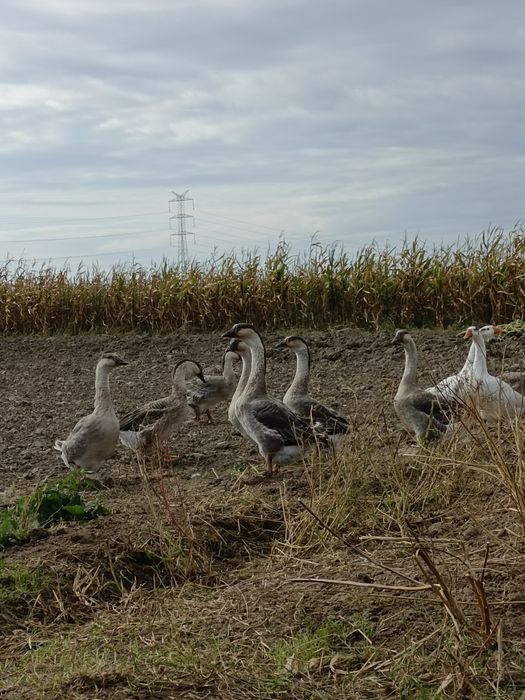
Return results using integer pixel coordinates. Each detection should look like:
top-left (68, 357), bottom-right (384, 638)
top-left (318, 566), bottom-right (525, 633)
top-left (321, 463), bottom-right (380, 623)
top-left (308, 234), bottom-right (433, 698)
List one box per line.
top-left (3, 408), bottom-right (525, 698)
top-left (2, 225), bottom-right (525, 333)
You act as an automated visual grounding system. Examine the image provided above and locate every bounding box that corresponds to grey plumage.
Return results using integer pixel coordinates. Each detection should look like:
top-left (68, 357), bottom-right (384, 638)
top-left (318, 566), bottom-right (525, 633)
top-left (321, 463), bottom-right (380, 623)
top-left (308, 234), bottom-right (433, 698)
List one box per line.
top-left (119, 359), bottom-right (205, 454)
top-left (187, 350), bottom-right (240, 422)
top-left (392, 330), bottom-right (458, 444)
top-left (276, 335), bottom-right (349, 439)
top-left (222, 323), bottom-right (326, 475)
top-left (54, 352), bottom-right (128, 470)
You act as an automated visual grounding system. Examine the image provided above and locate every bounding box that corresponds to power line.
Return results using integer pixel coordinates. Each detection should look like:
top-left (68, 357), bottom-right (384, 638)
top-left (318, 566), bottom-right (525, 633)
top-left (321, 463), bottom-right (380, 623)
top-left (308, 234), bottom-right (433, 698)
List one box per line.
top-left (10, 244), bottom-right (174, 263)
top-left (0, 210), bottom-right (165, 227)
top-left (0, 228), bottom-right (166, 245)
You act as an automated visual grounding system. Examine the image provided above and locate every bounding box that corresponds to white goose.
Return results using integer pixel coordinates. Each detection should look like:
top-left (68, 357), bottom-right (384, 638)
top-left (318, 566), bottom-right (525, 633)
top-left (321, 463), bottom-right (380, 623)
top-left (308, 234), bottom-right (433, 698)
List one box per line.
top-left (221, 323), bottom-right (325, 475)
top-left (428, 325), bottom-right (524, 403)
top-left (427, 332), bottom-right (484, 403)
top-left (54, 352), bottom-right (128, 470)
top-left (463, 326), bottom-right (525, 421)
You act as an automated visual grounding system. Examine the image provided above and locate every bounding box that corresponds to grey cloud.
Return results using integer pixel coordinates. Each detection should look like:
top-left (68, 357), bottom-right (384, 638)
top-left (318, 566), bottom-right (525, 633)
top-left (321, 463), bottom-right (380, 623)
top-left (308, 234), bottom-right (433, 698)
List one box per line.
top-left (0, 0), bottom-right (524, 264)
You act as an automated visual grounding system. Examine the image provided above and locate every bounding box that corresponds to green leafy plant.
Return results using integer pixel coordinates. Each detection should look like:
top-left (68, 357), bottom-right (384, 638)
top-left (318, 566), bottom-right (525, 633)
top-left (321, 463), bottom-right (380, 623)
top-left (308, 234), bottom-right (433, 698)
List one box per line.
top-left (0, 473), bottom-right (108, 550)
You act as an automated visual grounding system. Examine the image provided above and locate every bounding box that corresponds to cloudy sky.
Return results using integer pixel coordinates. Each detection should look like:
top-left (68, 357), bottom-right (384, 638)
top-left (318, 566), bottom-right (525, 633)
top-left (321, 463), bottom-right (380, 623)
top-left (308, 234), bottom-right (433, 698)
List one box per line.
top-left (1, 0), bottom-right (524, 268)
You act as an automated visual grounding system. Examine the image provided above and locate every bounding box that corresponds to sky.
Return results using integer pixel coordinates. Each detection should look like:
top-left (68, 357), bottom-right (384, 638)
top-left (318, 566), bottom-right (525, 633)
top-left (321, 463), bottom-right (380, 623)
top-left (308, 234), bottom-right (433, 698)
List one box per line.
top-left (1, 0), bottom-right (524, 269)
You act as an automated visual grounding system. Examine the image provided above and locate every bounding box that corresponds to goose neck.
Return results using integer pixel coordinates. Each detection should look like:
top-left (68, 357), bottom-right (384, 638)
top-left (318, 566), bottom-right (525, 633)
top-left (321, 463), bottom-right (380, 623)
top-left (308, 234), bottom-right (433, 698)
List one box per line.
top-left (223, 354), bottom-right (237, 383)
top-left (471, 332), bottom-right (488, 377)
top-left (245, 335), bottom-right (267, 395)
top-left (289, 347), bottom-right (310, 395)
top-left (94, 363), bottom-right (113, 410)
top-left (171, 364), bottom-right (191, 398)
top-left (233, 350), bottom-right (252, 400)
top-left (400, 337), bottom-right (419, 389)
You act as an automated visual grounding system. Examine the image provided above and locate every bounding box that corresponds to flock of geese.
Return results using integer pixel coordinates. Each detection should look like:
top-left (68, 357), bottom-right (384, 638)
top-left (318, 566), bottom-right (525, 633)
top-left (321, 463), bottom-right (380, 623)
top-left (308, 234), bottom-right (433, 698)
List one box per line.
top-left (394, 324), bottom-right (525, 443)
top-left (53, 322), bottom-right (525, 480)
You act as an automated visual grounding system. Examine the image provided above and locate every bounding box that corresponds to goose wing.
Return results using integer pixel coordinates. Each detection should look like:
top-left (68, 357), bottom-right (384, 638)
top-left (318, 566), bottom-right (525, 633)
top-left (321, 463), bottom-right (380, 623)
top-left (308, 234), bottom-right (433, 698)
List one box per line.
top-left (252, 398), bottom-right (321, 446)
top-left (411, 390), bottom-right (458, 426)
top-left (308, 400), bottom-right (349, 434)
top-left (119, 396), bottom-right (170, 431)
top-left (501, 371), bottom-right (525, 395)
top-left (187, 377), bottom-right (224, 403)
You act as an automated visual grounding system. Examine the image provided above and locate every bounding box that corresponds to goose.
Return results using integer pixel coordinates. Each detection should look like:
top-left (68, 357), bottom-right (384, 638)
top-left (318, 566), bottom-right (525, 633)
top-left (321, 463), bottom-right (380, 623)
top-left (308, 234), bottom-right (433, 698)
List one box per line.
top-left (187, 349), bottom-right (240, 423)
top-left (392, 330), bottom-right (458, 444)
top-left (54, 352), bottom-right (128, 470)
top-left (119, 360), bottom-right (205, 455)
top-left (475, 325), bottom-right (525, 395)
top-left (276, 335), bottom-right (349, 444)
top-left (427, 325), bottom-right (521, 402)
top-left (463, 326), bottom-right (525, 421)
top-left (225, 338), bottom-right (252, 438)
top-left (221, 323), bottom-right (326, 475)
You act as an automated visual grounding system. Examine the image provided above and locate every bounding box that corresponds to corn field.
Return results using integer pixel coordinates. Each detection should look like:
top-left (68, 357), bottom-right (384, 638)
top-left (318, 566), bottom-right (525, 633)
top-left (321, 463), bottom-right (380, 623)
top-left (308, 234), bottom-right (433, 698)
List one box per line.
top-left (1, 225), bottom-right (525, 334)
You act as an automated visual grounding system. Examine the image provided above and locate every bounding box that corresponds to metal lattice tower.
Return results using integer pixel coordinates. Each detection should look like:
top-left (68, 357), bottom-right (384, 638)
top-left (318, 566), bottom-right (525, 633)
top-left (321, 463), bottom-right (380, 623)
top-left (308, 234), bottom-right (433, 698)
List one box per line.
top-left (169, 190), bottom-right (195, 270)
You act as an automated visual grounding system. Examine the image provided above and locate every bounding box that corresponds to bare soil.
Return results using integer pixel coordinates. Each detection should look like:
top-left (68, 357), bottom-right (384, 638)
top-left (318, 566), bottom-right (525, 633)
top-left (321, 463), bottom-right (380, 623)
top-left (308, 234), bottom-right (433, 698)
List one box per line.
top-left (1, 327), bottom-right (525, 699)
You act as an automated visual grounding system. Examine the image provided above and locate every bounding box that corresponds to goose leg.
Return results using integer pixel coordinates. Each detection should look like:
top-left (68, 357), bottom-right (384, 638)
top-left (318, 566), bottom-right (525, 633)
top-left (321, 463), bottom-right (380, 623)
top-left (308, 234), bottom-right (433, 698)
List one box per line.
top-left (191, 406), bottom-right (201, 422)
top-left (206, 410), bottom-right (214, 424)
top-left (265, 456), bottom-right (274, 476)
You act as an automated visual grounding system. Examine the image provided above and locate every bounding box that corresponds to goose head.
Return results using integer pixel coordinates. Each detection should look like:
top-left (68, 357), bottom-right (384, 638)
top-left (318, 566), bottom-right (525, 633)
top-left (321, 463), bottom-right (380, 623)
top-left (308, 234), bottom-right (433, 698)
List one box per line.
top-left (478, 324), bottom-right (502, 340)
top-left (222, 322), bottom-right (255, 338)
top-left (463, 325), bottom-right (502, 341)
top-left (391, 329), bottom-right (412, 346)
top-left (98, 352), bottom-right (129, 369)
top-left (173, 359), bottom-right (206, 383)
top-left (221, 323), bottom-right (261, 344)
top-left (227, 338), bottom-right (246, 352)
top-left (275, 335), bottom-right (308, 351)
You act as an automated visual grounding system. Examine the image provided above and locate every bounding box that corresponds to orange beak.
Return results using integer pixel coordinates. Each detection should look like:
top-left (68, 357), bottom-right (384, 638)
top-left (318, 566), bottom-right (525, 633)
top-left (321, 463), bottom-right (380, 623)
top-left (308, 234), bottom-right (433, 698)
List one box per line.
top-left (463, 328), bottom-right (473, 339)
top-left (493, 326), bottom-right (502, 335)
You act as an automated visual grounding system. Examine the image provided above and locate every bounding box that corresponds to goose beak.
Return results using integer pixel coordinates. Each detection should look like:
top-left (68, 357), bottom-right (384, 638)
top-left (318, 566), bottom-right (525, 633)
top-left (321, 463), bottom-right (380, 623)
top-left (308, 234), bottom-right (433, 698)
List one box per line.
top-left (463, 328), bottom-right (474, 339)
top-left (493, 326), bottom-right (502, 335)
top-left (221, 327), bottom-right (237, 339)
top-left (115, 356), bottom-right (129, 366)
top-left (275, 339), bottom-right (287, 349)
